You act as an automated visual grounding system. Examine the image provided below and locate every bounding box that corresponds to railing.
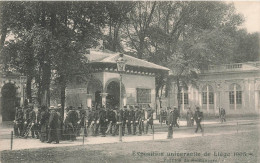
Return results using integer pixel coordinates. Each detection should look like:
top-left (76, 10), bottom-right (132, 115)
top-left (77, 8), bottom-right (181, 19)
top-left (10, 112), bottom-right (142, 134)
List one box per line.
top-left (206, 63), bottom-right (243, 73)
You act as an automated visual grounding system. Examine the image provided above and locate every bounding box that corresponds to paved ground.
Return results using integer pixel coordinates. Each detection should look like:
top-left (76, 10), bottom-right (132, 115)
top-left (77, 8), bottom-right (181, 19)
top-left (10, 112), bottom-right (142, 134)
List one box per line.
top-left (0, 118), bottom-right (258, 151)
top-left (1, 120), bottom-right (259, 163)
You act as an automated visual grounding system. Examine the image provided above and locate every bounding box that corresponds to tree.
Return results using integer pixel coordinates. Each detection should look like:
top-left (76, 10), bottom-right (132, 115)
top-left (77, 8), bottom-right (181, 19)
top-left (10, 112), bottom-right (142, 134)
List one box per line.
top-left (124, 1), bottom-right (157, 59)
top-left (0, 2), bottom-right (107, 119)
top-left (103, 2), bottom-right (135, 52)
top-left (145, 2), bottom-right (244, 112)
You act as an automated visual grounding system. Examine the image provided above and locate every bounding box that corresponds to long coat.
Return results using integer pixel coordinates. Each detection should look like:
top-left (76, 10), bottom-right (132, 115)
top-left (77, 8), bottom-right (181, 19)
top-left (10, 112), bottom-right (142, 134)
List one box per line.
top-left (167, 111), bottom-right (174, 126)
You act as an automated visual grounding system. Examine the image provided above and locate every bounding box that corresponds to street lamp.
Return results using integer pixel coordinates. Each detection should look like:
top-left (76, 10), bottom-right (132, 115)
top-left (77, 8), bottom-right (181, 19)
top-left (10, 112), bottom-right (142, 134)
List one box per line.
top-left (20, 76), bottom-right (27, 107)
top-left (116, 53), bottom-right (126, 142)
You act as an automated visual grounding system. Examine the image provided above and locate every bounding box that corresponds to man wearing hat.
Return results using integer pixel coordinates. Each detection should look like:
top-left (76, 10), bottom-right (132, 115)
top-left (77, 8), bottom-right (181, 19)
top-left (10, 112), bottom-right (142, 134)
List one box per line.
top-left (99, 106), bottom-right (107, 137)
top-left (145, 105), bottom-right (154, 134)
top-left (39, 106), bottom-right (50, 142)
top-left (47, 107), bottom-right (60, 144)
top-left (135, 106), bottom-right (144, 135)
top-left (194, 107), bottom-right (203, 133)
top-left (173, 107), bottom-right (180, 128)
top-left (128, 106), bottom-right (135, 135)
top-left (167, 107), bottom-right (174, 139)
top-left (106, 106), bottom-right (116, 135)
top-left (133, 106), bottom-right (139, 135)
top-left (14, 107), bottom-right (23, 137)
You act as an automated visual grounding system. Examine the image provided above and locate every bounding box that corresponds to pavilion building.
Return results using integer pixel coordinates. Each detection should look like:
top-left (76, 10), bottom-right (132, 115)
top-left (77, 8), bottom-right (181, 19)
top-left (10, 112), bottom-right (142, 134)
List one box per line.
top-left (167, 62), bottom-right (260, 116)
top-left (65, 49), bottom-right (169, 111)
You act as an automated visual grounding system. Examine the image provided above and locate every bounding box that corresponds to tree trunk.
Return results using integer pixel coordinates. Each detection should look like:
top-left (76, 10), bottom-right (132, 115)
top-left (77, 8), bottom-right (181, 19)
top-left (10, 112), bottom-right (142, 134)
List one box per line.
top-left (41, 60), bottom-right (51, 107)
top-left (176, 78), bottom-right (181, 115)
top-left (60, 74), bottom-right (66, 121)
top-left (138, 37), bottom-right (144, 59)
top-left (26, 75), bottom-right (32, 103)
top-left (0, 25), bottom-right (7, 48)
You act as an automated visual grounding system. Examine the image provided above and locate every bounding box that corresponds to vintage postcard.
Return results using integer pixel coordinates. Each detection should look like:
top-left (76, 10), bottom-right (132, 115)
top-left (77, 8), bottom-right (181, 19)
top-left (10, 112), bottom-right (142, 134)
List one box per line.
top-left (0, 1), bottom-right (259, 162)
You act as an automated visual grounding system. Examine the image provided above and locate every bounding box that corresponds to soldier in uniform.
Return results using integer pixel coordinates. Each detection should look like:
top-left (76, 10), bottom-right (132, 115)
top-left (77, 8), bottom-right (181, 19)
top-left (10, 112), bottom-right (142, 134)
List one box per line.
top-left (122, 106), bottom-right (129, 135)
top-left (39, 106), bottom-right (50, 142)
top-left (47, 107), bottom-right (60, 144)
top-left (145, 105), bottom-right (154, 134)
top-left (99, 106), bottom-right (107, 137)
top-left (94, 106), bottom-right (101, 136)
top-left (28, 105), bottom-right (37, 138)
top-left (133, 106), bottom-right (139, 135)
top-left (135, 106), bottom-right (144, 135)
top-left (87, 107), bottom-right (95, 136)
top-left (127, 106), bottom-right (134, 135)
top-left (78, 108), bottom-right (88, 137)
top-left (167, 107), bottom-right (174, 139)
top-left (22, 106), bottom-right (30, 137)
top-left (106, 106), bottom-right (116, 135)
top-left (14, 107), bottom-right (23, 137)
top-left (194, 107), bottom-right (203, 133)
top-left (112, 106), bottom-right (121, 136)
top-left (66, 106), bottom-right (78, 141)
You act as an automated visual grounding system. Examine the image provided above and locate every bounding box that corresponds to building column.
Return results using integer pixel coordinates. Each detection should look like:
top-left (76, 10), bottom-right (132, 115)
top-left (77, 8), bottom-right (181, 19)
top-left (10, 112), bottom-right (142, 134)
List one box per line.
top-left (190, 87), bottom-right (193, 107)
top-left (214, 92), bottom-right (217, 114)
top-left (198, 92), bottom-right (202, 108)
top-left (206, 85), bottom-right (209, 112)
top-left (100, 93), bottom-right (108, 107)
top-left (123, 94), bottom-right (127, 106)
top-left (255, 91), bottom-right (258, 111)
top-left (182, 87), bottom-right (185, 111)
top-left (86, 94), bottom-right (92, 108)
top-left (234, 84), bottom-right (237, 110)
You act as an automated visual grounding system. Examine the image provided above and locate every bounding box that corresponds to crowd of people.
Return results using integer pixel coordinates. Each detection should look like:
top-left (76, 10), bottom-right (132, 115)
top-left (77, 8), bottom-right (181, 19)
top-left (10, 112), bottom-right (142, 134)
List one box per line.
top-left (13, 104), bottom-right (155, 143)
top-left (13, 103), bottom-right (226, 142)
top-left (161, 106), bottom-right (226, 139)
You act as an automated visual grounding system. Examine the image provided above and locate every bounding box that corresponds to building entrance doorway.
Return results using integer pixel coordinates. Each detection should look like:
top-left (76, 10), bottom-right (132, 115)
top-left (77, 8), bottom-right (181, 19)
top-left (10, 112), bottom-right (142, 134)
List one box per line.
top-left (106, 80), bottom-right (125, 108)
top-left (1, 83), bottom-right (18, 121)
top-left (106, 81), bottom-right (120, 107)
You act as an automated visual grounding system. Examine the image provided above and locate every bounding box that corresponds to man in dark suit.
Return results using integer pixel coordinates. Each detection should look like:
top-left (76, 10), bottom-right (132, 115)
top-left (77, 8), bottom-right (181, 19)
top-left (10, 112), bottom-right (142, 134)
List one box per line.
top-left (173, 107), bottom-right (179, 128)
top-left (14, 107), bottom-right (23, 137)
top-left (128, 106), bottom-right (135, 135)
top-left (167, 107), bottom-right (174, 139)
top-left (99, 106), bottom-right (107, 137)
top-left (145, 105), bottom-right (154, 134)
top-left (47, 108), bottom-right (60, 144)
top-left (194, 107), bottom-right (203, 133)
top-left (39, 106), bottom-right (50, 142)
top-left (122, 106), bottom-right (129, 136)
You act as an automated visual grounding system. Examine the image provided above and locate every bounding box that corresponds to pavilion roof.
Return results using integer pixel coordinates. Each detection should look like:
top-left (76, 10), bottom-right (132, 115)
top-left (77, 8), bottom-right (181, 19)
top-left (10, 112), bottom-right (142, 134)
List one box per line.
top-left (85, 49), bottom-right (170, 71)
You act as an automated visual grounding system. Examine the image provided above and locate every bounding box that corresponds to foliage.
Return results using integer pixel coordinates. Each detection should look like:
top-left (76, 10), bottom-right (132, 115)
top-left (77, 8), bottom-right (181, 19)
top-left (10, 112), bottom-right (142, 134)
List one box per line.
top-left (0, 1), bottom-right (258, 112)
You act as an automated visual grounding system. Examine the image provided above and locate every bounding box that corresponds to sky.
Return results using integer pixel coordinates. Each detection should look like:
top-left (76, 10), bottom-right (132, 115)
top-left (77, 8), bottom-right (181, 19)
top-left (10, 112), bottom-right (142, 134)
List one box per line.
top-left (233, 1), bottom-right (260, 33)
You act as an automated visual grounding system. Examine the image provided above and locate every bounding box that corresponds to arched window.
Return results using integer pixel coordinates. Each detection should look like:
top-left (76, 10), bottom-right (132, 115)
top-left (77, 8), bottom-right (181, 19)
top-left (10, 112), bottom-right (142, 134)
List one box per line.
top-left (202, 85), bottom-right (214, 105)
top-left (229, 84), bottom-right (242, 105)
top-left (179, 86), bottom-right (188, 105)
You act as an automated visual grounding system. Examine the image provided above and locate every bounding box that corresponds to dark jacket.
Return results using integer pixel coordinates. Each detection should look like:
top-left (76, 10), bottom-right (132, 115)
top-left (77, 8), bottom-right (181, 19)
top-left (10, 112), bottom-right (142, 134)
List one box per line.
top-left (107, 110), bottom-right (116, 123)
top-left (129, 110), bottom-right (135, 122)
top-left (15, 109), bottom-right (23, 123)
top-left (99, 109), bottom-right (107, 123)
top-left (167, 111), bottom-right (174, 125)
top-left (194, 111), bottom-right (203, 122)
top-left (29, 110), bottom-right (36, 123)
top-left (49, 110), bottom-right (59, 128)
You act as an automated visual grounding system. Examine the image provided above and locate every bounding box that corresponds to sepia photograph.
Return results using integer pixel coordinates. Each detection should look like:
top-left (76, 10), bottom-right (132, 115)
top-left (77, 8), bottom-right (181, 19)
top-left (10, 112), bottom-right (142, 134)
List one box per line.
top-left (0, 1), bottom-right (259, 162)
